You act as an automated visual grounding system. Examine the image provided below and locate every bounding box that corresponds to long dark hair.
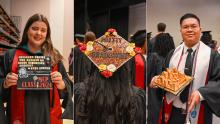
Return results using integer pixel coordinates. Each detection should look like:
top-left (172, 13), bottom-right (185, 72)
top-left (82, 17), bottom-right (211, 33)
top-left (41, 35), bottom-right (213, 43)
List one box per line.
top-left (85, 63), bottom-right (137, 123)
top-left (154, 33), bottom-right (175, 58)
top-left (19, 13), bottom-right (63, 65)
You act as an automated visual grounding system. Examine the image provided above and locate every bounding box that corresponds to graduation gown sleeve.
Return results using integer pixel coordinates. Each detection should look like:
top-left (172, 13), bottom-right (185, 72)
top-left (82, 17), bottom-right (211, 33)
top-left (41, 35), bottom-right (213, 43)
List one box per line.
top-left (57, 62), bottom-right (73, 119)
top-left (198, 50), bottom-right (220, 117)
top-left (74, 47), bottom-right (93, 83)
top-left (132, 86), bottom-right (146, 124)
top-left (0, 49), bottom-right (16, 123)
top-left (74, 82), bottom-right (89, 124)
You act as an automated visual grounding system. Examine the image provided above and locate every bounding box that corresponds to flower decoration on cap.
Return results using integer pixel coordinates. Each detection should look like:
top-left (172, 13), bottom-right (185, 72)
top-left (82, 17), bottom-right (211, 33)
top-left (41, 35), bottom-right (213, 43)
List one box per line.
top-left (107, 64), bottom-right (117, 72)
top-left (98, 64), bottom-right (116, 78)
top-left (78, 43), bottom-right (86, 52)
top-left (98, 64), bottom-right (107, 71)
top-left (126, 43), bottom-right (136, 56)
top-left (105, 28), bottom-right (118, 37)
top-left (86, 41), bottom-right (94, 52)
top-left (134, 47), bottom-right (142, 54)
top-left (79, 41), bottom-right (94, 55)
top-left (100, 70), bottom-right (113, 78)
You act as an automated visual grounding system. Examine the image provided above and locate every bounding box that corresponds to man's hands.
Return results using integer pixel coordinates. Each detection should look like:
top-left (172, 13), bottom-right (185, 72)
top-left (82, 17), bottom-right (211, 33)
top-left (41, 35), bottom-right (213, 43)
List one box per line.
top-left (150, 76), bottom-right (159, 88)
top-left (188, 90), bottom-right (201, 113)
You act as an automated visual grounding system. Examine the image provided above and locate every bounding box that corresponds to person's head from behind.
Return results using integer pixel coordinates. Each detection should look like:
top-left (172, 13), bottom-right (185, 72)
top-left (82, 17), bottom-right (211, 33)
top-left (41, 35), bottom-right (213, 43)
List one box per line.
top-left (130, 30), bottom-right (146, 54)
top-left (84, 31), bottom-right (96, 43)
top-left (154, 33), bottom-right (175, 58)
top-left (180, 13), bottom-right (201, 47)
top-left (157, 22), bottom-right (166, 33)
top-left (87, 63), bottom-right (132, 117)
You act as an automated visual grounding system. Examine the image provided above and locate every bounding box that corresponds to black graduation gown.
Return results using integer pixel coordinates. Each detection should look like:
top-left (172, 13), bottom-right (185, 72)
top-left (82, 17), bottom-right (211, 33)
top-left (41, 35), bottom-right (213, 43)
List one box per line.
top-left (0, 81), bottom-right (6, 123)
top-left (73, 46), bottom-right (93, 83)
top-left (147, 53), bottom-right (164, 124)
top-left (162, 49), bottom-right (220, 124)
top-left (68, 48), bottom-right (74, 76)
top-left (0, 48), bottom-right (73, 124)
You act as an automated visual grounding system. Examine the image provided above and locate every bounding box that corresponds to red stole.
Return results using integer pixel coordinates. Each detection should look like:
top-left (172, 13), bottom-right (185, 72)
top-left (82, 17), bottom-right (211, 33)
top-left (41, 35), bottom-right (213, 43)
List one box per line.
top-left (134, 53), bottom-right (145, 89)
top-left (158, 74), bottom-right (208, 124)
top-left (10, 49), bottom-right (62, 124)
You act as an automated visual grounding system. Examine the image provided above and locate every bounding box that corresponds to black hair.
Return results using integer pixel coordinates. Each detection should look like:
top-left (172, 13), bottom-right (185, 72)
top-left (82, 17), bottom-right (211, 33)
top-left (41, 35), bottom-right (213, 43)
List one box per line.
top-left (180, 13), bottom-right (200, 26)
top-left (157, 23), bottom-right (166, 32)
top-left (154, 33), bottom-right (175, 58)
top-left (84, 63), bottom-right (138, 123)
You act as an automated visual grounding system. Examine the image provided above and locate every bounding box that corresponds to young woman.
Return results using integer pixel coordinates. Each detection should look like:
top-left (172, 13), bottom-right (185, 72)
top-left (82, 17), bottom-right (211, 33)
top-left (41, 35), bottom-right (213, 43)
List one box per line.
top-left (0, 14), bottom-right (72, 124)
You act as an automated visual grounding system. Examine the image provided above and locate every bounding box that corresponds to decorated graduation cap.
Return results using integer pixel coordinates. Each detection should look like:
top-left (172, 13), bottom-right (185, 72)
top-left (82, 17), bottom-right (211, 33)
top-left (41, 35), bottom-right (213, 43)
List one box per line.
top-left (79, 28), bottom-right (139, 78)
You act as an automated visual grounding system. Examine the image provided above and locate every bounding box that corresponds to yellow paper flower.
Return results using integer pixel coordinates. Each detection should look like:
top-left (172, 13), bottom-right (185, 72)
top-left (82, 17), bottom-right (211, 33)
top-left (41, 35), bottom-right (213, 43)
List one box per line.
top-left (126, 46), bottom-right (134, 53)
top-left (87, 41), bottom-right (94, 46)
top-left (84, 51), bottom-right (91, 55)
top-left (129, 51), bottom-right (136, 56)
top-left (98, 64), bottom-right (107, 71)
top-left (105, 32), bottom-right (110, 36)
top-left (129, 43), bottom-right (135, 47)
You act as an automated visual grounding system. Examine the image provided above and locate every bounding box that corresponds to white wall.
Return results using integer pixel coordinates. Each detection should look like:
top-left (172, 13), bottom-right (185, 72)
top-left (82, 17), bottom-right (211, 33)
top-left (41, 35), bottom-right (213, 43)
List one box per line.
top-left (147, 0), bottom-right (220, 46)
top-left (129, 2), bottom-right (146, 39)
top-left (10, 0), bottom-right (49, 36)
top-left (63, 0), bottom-right (73, 70)
top-left (49, 0), bottom-right (64, 64)
top-left (0, 0), bottom-right (11, 14)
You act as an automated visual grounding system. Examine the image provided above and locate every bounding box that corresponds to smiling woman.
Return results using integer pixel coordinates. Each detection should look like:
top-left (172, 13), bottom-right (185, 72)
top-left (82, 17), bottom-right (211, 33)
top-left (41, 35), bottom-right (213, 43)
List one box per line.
top-left (27, 21), bottom-right (47, 51)
top-left (0, 14), bottom-right (73, 124)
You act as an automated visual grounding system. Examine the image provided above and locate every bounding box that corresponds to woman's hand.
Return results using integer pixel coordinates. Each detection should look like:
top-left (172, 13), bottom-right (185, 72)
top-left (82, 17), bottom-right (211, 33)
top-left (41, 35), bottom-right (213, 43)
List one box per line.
top-left (51, 71), bottom-right (66, 90)
top-left (4, 72), bottom-right (18, 88)
top-left (149, 76), bottom-right (159, 88)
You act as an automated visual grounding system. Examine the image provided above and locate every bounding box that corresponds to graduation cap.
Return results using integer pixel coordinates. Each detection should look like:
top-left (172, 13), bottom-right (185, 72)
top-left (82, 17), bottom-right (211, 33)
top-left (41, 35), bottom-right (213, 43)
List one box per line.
top-left (130, 30), bottom-right (146, 48)
top-left (79, 28), bottom-right (138, 78)
top-left (202, 31), bottom-right (211, 34)
top-left (201, 31), bottom-right (212, 38)
top-left (201, 31), bottom-right (212, 45)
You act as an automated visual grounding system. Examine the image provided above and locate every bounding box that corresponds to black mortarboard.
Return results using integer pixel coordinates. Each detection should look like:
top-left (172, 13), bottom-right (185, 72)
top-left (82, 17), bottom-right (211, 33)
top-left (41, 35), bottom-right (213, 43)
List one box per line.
top-left (130, 30), bottom-right (146, 48)
top-left (201, 31), bottom-right (212, 45)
